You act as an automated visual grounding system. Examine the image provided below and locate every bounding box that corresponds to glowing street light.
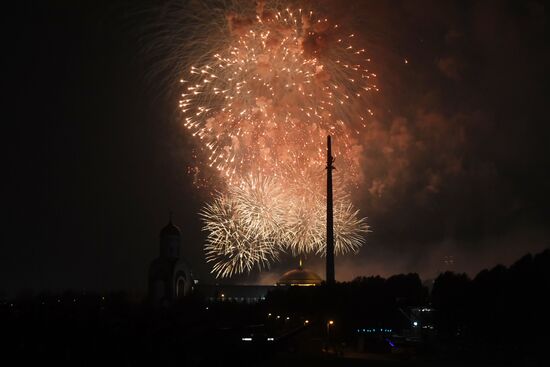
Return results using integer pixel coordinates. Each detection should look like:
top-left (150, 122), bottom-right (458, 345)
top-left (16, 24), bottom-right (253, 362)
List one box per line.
top-left (327, 320), bottom-right (334, 343)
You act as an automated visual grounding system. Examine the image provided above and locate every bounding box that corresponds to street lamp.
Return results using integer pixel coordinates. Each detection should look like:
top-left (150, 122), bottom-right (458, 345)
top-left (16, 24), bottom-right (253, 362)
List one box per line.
top-left (327, 320), bottom-right (334, 343)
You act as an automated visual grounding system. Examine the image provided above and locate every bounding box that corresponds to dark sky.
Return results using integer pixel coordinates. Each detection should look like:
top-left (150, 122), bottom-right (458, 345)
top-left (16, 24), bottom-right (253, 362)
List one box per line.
top-left (3, 0), bottom-right (549, 296)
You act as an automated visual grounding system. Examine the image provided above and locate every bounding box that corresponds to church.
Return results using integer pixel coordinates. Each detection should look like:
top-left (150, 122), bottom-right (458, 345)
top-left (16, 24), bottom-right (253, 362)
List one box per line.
top-left (148, 215), bottom-right (194, 304)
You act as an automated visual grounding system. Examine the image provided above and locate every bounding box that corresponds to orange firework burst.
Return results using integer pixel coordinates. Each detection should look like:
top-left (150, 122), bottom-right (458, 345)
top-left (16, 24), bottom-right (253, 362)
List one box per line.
top-left (180, 2), bottom-right (375, 277)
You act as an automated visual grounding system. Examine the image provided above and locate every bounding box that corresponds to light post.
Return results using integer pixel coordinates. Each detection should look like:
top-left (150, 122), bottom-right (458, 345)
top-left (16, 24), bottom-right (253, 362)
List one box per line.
top-left (327, 320), bottom-right (334, 344)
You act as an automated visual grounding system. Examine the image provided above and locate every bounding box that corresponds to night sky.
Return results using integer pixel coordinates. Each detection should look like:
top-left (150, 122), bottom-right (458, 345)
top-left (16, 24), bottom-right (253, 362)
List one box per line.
top-left (4, 0), bottom-right (548, 296)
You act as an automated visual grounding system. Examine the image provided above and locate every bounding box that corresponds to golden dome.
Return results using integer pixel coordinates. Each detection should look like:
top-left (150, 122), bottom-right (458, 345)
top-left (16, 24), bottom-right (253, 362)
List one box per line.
top-left (277, 260), bottom-right (322, 286)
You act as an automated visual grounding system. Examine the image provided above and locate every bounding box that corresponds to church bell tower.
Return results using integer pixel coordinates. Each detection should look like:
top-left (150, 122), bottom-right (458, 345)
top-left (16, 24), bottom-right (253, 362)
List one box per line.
top-left (159, 212), bottom-right (181, 259)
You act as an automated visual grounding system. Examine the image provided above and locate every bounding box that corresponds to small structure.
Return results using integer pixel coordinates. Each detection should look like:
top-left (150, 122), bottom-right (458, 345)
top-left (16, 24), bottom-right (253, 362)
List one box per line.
top-left (277, 260), bottom-right (322, 287)
top-left (148, 214), bottom-right (193, 305)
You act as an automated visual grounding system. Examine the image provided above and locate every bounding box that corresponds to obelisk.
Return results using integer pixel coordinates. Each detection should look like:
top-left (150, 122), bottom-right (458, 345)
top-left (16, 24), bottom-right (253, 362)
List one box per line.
top-left (326, 135), bottom-right (335, 285)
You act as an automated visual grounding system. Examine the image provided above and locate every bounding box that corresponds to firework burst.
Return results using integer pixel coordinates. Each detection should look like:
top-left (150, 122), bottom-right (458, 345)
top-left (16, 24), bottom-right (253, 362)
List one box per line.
top-left (201, 174), bottom-right (369, 277)
top-left (200, 178), bottom-right (283, 278)
top-left (177, 1), bottom-right (375, 277)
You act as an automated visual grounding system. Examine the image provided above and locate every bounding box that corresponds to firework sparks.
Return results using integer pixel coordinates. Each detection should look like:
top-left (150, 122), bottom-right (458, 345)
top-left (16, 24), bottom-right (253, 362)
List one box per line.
top-left (201, 175), bottom-right (369, 277)
top-left (179, 1), bottom-right (375, 277)
top-left (200, 188), bottom-right (281, 278)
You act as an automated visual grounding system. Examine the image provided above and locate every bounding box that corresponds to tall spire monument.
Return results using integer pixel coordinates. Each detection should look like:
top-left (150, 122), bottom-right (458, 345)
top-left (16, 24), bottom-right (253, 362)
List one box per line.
top-left (326, 135), bottom-right (335, 285)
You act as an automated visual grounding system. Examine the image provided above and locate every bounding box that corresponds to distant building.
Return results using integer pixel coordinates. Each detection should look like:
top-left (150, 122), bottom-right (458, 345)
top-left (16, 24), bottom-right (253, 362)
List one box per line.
top-left (196, 260), bottom-right (322, 303)
top-left (276, 260), bottom-right (322, 287)
top-left (148, 215), bottom-right (194, 305)
top-left (198, 284), bottom-right (274, 303)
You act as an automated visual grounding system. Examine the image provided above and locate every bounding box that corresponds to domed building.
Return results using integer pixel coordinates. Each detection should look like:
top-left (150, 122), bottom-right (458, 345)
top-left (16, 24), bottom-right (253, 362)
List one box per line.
top-left (148, 214), bottom-right (194, 304)
top-left (277, 260), bottom-right (323, 287)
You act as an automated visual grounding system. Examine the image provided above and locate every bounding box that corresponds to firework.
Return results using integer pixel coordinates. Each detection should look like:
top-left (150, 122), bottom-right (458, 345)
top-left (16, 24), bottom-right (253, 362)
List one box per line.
top-left (178, 1), bottom-right (375, 277)
top-left (200, 182), bottom-right (282, 278)
top-left (180, 4), bottom-right (376, 185)
top-left (201, 174), bottom-right (369, 276)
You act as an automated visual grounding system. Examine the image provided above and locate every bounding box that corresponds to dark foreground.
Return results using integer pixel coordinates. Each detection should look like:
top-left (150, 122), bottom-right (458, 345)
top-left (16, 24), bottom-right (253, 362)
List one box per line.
top-left (2, 250), bottom-right (549, 365)
top-left (2, 291), bottom-right (547, 366)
